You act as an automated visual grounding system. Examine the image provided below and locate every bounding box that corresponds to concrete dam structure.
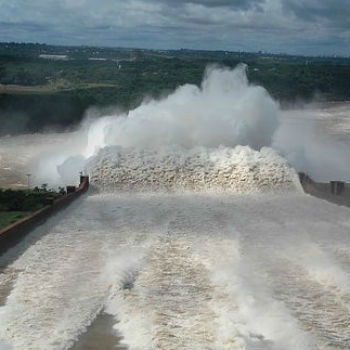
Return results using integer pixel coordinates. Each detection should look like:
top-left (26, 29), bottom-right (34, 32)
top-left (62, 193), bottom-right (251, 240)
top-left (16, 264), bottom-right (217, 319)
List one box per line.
top-left (299, 173), bottom-right (350, 207)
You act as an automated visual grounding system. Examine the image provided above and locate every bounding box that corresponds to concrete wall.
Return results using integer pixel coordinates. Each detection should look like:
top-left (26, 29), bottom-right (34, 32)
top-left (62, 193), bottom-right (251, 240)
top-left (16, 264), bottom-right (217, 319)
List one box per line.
top-left (299, 173), bottom-right (350, 207)
top-left (0, 176), bottom-right (89, 255)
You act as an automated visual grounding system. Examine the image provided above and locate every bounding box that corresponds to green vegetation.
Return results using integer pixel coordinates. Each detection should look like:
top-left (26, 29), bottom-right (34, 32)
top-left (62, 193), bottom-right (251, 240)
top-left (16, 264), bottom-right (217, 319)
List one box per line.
top-left (0, 211), bottom-right (31, 228)
top-left (0, 42), bottom-right (349, 135)
top-left (0, 186), bottom-right (64, 229)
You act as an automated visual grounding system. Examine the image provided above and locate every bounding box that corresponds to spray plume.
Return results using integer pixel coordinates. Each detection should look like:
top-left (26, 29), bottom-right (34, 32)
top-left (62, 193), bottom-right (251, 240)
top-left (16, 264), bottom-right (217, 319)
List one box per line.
top-left (35, 64), bottom-right (301, 191)
top-left (84, 64), bottom-right (278, 156)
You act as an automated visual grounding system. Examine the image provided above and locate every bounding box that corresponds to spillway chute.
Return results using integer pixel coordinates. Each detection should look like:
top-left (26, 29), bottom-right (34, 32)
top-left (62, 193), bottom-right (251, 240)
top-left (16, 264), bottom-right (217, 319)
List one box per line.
top-left (87, 145), bottom-right (302, 193)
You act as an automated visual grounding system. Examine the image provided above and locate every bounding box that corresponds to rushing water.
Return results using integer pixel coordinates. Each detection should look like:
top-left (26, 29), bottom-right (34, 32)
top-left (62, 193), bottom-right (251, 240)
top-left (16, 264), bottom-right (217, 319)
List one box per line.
top-left (0, 100), bottom-right (349, 349)
top-left (0, 54), bottom-right (349, 350)
top-left (0, 191), bottom-right (350, 350)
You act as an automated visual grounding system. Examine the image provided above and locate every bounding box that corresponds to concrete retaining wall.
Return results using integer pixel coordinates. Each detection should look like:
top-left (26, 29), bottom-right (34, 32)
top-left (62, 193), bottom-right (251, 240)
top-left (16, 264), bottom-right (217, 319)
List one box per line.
top-left (299, 173), bottom-right (350, 207)
top-left (0, 176), bottom-right (89, 255)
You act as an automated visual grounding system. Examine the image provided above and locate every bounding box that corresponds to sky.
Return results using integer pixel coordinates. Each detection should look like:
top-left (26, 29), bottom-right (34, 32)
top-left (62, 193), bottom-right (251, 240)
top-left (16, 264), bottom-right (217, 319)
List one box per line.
top-left (0, 0), bottom-right (349, 56)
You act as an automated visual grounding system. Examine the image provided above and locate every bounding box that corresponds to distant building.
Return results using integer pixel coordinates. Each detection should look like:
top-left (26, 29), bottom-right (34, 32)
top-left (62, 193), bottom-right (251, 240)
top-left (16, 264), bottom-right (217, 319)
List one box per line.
top-left (88, 58), bottom-right (108, 61)
top-left (39, 54), bottom-right (68, 61)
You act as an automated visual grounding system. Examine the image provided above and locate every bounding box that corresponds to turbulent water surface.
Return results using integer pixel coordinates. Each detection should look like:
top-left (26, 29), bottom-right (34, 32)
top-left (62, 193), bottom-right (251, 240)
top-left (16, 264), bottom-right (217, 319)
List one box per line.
top-left (0, 72), bottom-right (349, 350)
top-left (0, 190), bottom-right (350, 350)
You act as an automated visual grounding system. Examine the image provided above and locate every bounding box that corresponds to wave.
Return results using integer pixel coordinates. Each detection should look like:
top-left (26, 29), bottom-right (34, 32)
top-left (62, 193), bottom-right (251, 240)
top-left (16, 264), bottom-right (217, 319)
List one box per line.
top-left (87, 145), bottom-right (302, 193)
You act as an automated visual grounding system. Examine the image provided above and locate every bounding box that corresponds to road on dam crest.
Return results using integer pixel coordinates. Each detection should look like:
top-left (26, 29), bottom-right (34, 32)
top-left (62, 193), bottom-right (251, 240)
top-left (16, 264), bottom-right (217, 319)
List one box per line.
top-left (0, 192), bottom-right (350, 350)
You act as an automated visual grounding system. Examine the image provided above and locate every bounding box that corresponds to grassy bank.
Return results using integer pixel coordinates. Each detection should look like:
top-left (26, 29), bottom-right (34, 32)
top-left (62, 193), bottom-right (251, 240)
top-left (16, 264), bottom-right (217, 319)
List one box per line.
top-left (0, 187), bottom-right (63, 229)
top-left (0, 211), bottom-right (31, 228)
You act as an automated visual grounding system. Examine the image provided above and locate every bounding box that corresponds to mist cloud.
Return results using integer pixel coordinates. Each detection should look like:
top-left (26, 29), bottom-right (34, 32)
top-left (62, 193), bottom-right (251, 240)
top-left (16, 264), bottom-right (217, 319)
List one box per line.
top-left (32, 64), bottom-right (280, 185)
top-left (84, 64), bottom-right (278, 156)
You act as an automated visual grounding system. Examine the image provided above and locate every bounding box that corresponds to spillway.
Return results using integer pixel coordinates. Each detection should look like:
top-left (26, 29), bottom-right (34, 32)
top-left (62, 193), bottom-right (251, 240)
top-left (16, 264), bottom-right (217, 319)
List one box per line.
top-left (1, 66), bottom-right (349, 350)
top-left (1, 191), bottom-right (350, 350)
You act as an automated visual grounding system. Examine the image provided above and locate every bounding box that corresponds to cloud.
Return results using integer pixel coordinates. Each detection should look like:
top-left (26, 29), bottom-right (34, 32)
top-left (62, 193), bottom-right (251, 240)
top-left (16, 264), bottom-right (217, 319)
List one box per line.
top-left (0, 0), bottom-right (349, 55)
top-left (283, 0), bottom-right (350, 27)
top-left (161, 0), bottom-right (265, 10)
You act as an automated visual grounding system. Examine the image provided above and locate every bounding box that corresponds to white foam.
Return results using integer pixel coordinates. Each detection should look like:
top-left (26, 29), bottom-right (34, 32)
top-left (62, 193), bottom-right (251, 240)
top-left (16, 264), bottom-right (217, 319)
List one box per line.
top-left (195, 237), bottom-right (317, 350)
top-left (84, 64), bottom-right (279, 154)
top-left (0, 341), bottom-right (13, 350)
top-left (1, 185), bottom-right (350, 350)
top-left (87, 145), bottom-right (301, 192)
top-left (27, 64), bottom-right (282, 186)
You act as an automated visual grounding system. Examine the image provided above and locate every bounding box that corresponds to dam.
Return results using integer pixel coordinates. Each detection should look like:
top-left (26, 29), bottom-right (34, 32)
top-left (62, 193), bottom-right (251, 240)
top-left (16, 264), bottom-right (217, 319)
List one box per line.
top-left (0, 66), bottom-right (349, 350)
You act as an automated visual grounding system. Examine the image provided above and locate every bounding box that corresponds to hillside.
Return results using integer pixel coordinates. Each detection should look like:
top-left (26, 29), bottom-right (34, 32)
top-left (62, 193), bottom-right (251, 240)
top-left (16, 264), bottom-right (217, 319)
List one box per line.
top-left (0, 42), bottom-right (350, 135)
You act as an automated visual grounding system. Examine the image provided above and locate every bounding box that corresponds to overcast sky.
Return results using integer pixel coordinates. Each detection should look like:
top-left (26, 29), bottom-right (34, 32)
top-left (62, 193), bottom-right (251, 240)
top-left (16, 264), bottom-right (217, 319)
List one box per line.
top-left (0, 0), bottom-right (349, 56)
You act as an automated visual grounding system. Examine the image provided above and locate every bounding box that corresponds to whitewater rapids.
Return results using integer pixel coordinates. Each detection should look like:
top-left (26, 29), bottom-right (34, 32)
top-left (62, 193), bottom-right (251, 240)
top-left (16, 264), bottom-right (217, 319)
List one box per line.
top-left (0, 65), bottom-right (349, 349)
top-left (87, 145), bottom-right (301, 192)
top-left (0, 191), bottom-right (350, 350)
